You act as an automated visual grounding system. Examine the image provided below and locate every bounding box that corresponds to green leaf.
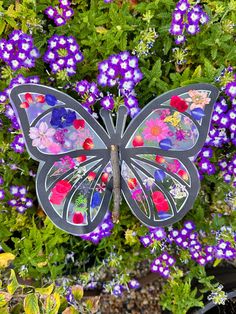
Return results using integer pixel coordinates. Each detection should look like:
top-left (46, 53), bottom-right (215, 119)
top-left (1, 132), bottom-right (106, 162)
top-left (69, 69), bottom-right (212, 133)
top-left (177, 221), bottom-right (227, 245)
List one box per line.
top-left (23, 294), bottom-right (40, 314)
top-left (151, 59), bottom-right (162, 79)
top-left (35, 283), bottom-right (54, 296)
top-left (7, 270), bottom-right (19, 295)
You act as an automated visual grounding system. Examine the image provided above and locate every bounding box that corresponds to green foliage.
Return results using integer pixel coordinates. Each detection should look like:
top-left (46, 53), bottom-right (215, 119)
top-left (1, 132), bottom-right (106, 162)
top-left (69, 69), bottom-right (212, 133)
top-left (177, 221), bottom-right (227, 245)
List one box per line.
top-left (0, 0), bottom-right (235, 313)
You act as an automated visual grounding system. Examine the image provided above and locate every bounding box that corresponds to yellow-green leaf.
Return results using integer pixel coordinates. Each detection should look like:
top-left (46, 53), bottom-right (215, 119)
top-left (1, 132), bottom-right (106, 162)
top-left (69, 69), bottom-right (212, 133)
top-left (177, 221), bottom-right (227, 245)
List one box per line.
top-left (35, 283), bottom-right (54, 296)
top-left (0, 292), bottom-right (12, 307)
top-left (45, 292), bottom-right (60, 314)
top-left (71, 285), bottom-right (83, 301)
top-left (95, 26), bottom-right (108, 34)
top-left (24, 293), bottom-right (40, 314)
top-left (7, 270), bottom-right (19, 295)
top-left (192, 65), bottom-right (202, 78)
top-left (62, 307), bottom-right (79, 314)
top-left (0, 20), bottom-right (6, 35)
top-left (213, 258), bottom-right (222, 267)
top-left (0, 253), bottom-right (15, 268)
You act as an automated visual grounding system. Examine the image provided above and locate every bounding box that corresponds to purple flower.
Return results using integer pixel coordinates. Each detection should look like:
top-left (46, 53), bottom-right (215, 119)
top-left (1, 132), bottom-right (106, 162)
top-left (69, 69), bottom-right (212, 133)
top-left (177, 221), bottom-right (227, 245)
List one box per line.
top-left (0, 31), bottom-right (39, 70)
top-left (0, 189), bottom-right (5, 200)
top-left (169, 23), bottom-right (184, 36)
top-left (112, 284), bottom-right (123, 297)
top-left (44, 0), bottom-right (74, 26)
top-left (139, 235), bottom-right (153, 247)
top-left (186, 24), bottom-right (200, 35)
top-left (128, 279), bottom-right (140, 289)
top-left (100, 95), bottom-right (114, 110)
top-left (176, 0), bottom-right (190, 13)
top-left (225, 81), bottom-right (236, 99)
top-left (150, 227), bottom-right (166, 241)
top-left (43, 35), bottom-right (83, 76)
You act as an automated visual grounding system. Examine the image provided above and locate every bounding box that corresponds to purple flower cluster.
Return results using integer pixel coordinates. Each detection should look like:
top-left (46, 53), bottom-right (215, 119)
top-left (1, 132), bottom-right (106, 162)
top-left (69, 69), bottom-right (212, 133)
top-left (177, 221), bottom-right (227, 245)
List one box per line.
top-left (43, 35), bottom-right (83, 76)
top-left (197, 146), bottom-right (216, 177)
top-left (10, 134), bottom-right (25, 154)
top-left (170, 0), bottom-right (209, 44)
top-left (169, 222), bottom-right (214, 266)
top-left (80, 212), bottom-right (114, 244)
top-left (8, 185), bottom-right (33, 214)
top-left (197, 95), bottom-right (236, 185)
top-left (215, 239), bottom-right (236, 260)
top-left (97, 51), bottom-right (143, 117)
top-left (140, 221), bottom-right (236, 274)
top-left (140, 227), bottom-right (166, 248)
top-left (219, 153), bottom-right (236, 187)
top-left (0, 30), bottom-right (40, 70)
top-left (75, 80), bottom-right (100, 112)
top-left (169, 221), bottom-right (236, 265)
top-left (45, 0), bottom-right (74, 27)
top-left (150, 252), bottom-right (176, 278)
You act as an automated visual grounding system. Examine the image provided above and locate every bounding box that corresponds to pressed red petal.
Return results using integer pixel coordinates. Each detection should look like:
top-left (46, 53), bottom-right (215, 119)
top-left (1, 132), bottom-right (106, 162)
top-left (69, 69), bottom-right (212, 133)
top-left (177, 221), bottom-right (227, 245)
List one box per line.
top-left (20, 102), bottom-right (29, 109)
top-left (25, 93), bottom-right (33, 103)
top-left (73, 119), bottom-right (85, 129)
top-left (101, 172), bottom-right (109, 183)
top-left (73, 212), bottom-right (84, 224)
top-left (36, 95), bottom-right (45, 103)
top-left (132, 135), bottom-right (144, 147)
top-left (128, 178), bottom-right (138, 189)
top-left (77, 155), bottom-right (87, 162)
top-left (155, 155), bottom-right (165, 163)
top-left (87, 171), bottom-right (96, 181)
top-left (83, 138), bottom-right (94, 150)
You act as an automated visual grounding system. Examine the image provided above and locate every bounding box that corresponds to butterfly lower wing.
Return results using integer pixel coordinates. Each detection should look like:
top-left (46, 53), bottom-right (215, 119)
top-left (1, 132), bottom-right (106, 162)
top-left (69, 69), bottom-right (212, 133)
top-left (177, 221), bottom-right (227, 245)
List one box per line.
top-left (37, 152), bottom-right (113, 235)
top-left (121, 153), bottom-right (199, 227)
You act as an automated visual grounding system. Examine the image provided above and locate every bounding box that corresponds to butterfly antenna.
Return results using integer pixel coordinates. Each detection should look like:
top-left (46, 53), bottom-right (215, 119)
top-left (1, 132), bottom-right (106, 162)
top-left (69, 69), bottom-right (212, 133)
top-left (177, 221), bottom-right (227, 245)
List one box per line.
top-left (110, 144), bottom-right (120, 223)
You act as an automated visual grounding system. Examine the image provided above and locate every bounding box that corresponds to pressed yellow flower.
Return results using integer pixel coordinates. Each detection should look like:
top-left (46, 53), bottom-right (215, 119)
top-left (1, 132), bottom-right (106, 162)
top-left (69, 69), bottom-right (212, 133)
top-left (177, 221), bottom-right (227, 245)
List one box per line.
top-left (164, 112), bottom-right (181, 127)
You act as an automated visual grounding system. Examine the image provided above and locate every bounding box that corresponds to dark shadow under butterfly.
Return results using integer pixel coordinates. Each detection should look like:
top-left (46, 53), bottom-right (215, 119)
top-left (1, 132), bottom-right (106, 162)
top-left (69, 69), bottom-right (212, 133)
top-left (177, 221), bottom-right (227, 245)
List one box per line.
top-left (9, 83), bottom-right (219, 235)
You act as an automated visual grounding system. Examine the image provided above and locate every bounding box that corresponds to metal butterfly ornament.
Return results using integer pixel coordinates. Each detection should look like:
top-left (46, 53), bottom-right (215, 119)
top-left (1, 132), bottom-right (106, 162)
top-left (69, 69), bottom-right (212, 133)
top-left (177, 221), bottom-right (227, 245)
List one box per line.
top-left (9, 83), bottom-right (219, 235)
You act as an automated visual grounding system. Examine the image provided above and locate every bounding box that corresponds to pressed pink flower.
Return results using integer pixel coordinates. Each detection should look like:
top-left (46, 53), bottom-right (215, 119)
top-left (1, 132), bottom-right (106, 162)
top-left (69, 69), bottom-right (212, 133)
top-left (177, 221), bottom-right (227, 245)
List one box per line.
top-left (48, 142), bottom-right (62, 153)
top-left (29, 122), bottom-right (55, 149)
top-left (142, 118), bottom-right (170, 142)
top-left (159, 109), bottom-right (171, 120)
top-left (186, 90), bottom-right (211, 110)
top-left (167, 159), bottom-right (181, 173)
top-left (132, 189), bottom-right (143, 201)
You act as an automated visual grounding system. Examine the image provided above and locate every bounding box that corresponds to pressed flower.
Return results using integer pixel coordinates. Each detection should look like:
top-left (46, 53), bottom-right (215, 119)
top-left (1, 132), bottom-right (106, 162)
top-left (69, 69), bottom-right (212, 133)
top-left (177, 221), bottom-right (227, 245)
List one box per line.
top-left (186, 90), bottom-right (211, 110)
top-left (142, 118), bottom-right (170, 142)
top-left (50, 107), bottom-right (76, 128)
top-left (29, 122), bottom-right (56, 149)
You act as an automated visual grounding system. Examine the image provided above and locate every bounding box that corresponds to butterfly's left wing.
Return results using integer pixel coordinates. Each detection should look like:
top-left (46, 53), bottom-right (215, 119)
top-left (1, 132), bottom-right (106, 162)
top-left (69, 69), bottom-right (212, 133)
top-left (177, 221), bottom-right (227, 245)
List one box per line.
top-left (120, 83), bottom-right (219, 227)
top-left (9, 84), bottom-right (113, 235)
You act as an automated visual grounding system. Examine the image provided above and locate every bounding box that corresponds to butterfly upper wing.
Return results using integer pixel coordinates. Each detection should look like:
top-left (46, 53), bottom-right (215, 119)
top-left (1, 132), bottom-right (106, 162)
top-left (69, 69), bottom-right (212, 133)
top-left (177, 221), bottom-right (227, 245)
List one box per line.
top-left (120, 83), bottom-right (219, 227)
top-left (9, 84), bottom-right (112, 235)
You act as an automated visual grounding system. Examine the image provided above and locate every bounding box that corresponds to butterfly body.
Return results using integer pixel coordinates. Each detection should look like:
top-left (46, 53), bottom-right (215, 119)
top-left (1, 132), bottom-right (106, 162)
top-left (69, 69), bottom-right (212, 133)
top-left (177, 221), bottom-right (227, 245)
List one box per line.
top-left (10, 83), bottom-right (219, 235)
